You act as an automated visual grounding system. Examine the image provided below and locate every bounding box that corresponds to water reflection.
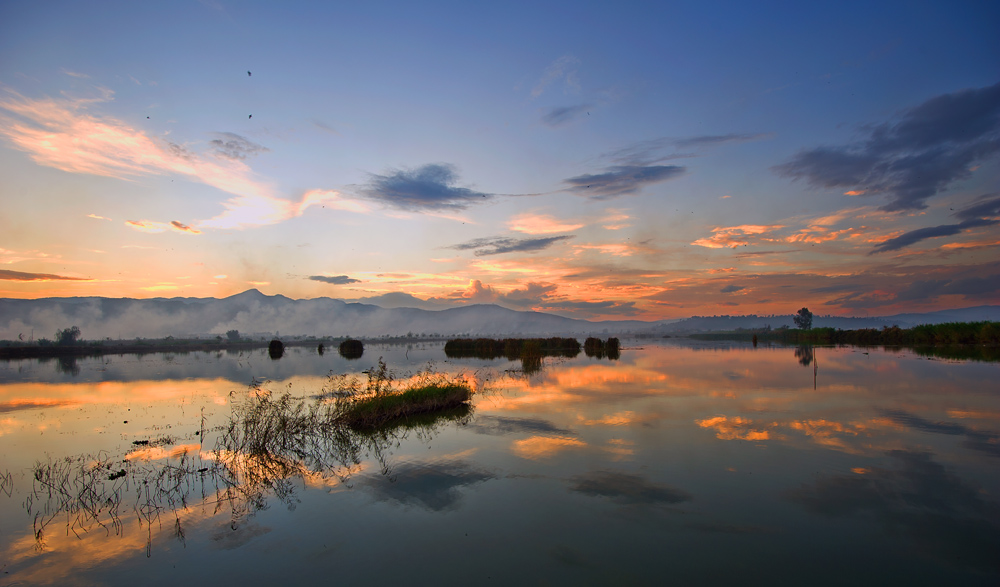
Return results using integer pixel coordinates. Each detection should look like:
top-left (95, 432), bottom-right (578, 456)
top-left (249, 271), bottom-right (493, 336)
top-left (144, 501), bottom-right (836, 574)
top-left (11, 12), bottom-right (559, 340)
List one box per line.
top-left (794, 345), bottom-right (814, 366)
top-left (786, 450), bottom-right (1000, 572)
top-left (2, 341), bottom-right (999, 584)
top-left (21, 378), bottom-right (475, 556)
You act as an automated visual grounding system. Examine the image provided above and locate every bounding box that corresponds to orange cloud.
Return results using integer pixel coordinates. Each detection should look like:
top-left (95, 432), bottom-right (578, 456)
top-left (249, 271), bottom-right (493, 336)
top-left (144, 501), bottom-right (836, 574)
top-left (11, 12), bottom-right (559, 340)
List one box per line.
top-left (574, 243), bottom-right (637, 257)
top-left (602, 209), bottom-right (631, 230)
top-left (580, 411), bottom-right (637, 426)
top-left (844, 190), bottom-right (866, 196)
top-left (125, 219), bottom-right (171, 233)
top-left (0, 88), bottom-right (350, 231)
top-left (787, 419), bottom-right (866, 451)
top-left (696, 416), bottom-right (771, 441)
top-left (170, 221), bottom-right (201, 234)
top-left (692, 225), bottom-right (782, 249)
top-left (511, 435), bottom-right (587, 459)
top-left (508, 212), bottom-right (584, 234)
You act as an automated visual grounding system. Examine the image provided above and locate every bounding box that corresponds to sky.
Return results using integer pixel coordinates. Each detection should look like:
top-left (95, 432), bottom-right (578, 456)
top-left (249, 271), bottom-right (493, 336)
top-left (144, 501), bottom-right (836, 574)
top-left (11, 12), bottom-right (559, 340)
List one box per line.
top-left (0, 0), bottom-right (998, 320)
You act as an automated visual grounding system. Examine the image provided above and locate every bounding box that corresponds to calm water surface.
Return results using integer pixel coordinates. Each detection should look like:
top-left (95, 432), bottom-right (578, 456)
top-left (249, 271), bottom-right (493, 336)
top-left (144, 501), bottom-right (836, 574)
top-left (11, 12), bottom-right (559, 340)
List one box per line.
top-left (1, 340), bottom-right (998, 586)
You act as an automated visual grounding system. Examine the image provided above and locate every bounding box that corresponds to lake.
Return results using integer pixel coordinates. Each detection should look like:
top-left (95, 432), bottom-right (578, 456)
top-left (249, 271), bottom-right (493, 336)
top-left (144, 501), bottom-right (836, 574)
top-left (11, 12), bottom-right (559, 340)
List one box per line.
top-left (1, 339), bottom-right (998, 586)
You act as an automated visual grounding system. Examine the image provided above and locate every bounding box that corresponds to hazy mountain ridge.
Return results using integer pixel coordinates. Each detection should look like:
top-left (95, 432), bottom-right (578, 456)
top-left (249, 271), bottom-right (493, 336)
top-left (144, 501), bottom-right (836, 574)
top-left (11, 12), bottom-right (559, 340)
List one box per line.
top-left (0, 290), bottom-right (997, 340)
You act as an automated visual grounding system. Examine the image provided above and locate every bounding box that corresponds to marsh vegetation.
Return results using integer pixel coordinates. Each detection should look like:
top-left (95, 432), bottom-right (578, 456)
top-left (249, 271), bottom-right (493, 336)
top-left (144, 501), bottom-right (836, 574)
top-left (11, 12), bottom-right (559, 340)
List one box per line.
top-left (21, 359), bottom-right (478, 554)
top-left (444, 337), bottom-right (582, 374)
top-left (583, 337), bottom-right (621, 360)
top-left (690, 321), bottom-right (1000, 362)
top-left (338, 338), bottom-right (364, 359)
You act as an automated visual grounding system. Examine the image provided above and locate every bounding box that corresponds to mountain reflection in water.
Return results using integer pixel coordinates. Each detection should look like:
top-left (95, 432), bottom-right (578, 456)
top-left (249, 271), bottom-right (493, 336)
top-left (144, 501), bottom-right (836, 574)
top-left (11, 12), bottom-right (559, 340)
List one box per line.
top-left (0, 339), bottom-right (998, 586)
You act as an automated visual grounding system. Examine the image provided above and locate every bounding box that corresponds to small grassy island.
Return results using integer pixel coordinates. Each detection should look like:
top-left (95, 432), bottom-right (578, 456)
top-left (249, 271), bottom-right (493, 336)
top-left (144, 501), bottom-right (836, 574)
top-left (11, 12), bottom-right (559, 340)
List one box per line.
top-left (339, 382), bottom-right (472, 429)
top-left (329, 358), bottom-right (475, 429)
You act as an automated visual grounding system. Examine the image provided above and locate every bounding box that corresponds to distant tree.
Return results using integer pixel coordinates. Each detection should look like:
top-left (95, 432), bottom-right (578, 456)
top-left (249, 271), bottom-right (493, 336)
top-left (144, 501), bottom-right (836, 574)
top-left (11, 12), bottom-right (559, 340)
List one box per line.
top-left (793, 307), bottom-right (813, 330)
top-left (56, 326), bottom-right (81, 346)
top-left (226, 329), bottom-right (240, 342)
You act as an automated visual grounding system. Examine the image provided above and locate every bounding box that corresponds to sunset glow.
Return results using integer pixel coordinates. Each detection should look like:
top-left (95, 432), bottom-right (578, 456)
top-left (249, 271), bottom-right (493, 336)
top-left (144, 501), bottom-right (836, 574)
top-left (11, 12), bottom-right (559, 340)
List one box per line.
top-left (0, 2), bottom-right (997, 320)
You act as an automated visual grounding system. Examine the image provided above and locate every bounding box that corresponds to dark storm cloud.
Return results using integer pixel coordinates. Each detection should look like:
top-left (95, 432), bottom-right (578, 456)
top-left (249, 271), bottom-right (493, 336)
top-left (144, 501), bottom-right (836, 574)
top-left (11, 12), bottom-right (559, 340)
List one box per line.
top-left (208, 132), bottom-right (269, 160)
top-left (541, 103), bottom-right (592, 127)
top-left (569, 470), bottom-right (693, 506)
top-left (720, 284), bottom-right (746, 293)
top-left (955, 192), bottom-right (1000, 221)
top-left (362, 163), bottom-right (491, 211)
top-left (355, 459), bottom-right (496, 511)
top-left (871, 193), bottom-right (1000, 253)
top-left (606, 133), bottom-right (771, 165)
top-left (673, 132), bottom-right (773, 149)
top-left (878, 409), bottom-right (967, 435)
top-left (774, 82), bottom-right (1000, 211)
top-left (466, 415), bottom-right (574, 436)
top-left (0, 400), bottom-right (76, 413)
top-left (308, 275), bottom-right (360, 285)
top-left (878, 409), bottom-right (1000, 458)
top-left (784, 450), bottom-right (1000, 571)
top-left (564, 165), bottom-right (685, 199)
top-left (448, 235), bottom-right (573, 256)
top-left (0, 269), bottom-right (89, 281)
top-left (823, 270), bottom-right (1000, 309)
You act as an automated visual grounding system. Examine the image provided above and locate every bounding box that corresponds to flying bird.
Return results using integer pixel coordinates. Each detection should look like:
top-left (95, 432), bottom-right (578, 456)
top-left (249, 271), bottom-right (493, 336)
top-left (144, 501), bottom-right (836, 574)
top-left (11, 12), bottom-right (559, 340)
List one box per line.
top-left (248, 70), bottom-right (252, 76)
top-left (249, 114), bottom-right (252, 119)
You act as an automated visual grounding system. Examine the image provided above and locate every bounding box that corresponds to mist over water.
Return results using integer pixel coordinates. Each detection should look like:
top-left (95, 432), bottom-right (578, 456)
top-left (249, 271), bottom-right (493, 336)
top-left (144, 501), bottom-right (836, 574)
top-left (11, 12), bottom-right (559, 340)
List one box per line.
top-left (1, 339), bottom-right (998, 585)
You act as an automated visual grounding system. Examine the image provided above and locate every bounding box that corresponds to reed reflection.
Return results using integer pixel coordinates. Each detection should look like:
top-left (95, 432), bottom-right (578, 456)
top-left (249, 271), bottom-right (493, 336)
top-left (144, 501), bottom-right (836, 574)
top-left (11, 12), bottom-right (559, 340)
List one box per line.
top-left (19, 363), bottom-right (481, 556)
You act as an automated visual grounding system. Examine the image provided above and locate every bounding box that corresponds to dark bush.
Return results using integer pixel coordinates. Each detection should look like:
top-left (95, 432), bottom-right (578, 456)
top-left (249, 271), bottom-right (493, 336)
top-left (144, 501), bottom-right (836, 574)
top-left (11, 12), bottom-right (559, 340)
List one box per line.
top-left (339, 339), bottom-right (364, 360)
top-left (268, 339), bottom-right (285, 359)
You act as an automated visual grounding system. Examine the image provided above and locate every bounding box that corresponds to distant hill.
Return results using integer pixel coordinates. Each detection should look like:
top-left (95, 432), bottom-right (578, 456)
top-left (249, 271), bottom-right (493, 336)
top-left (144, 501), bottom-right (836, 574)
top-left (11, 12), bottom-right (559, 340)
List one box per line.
top-left (0, 290), bottom-right (996, 340)
top-left (0, 290), bottom-right (659, 340)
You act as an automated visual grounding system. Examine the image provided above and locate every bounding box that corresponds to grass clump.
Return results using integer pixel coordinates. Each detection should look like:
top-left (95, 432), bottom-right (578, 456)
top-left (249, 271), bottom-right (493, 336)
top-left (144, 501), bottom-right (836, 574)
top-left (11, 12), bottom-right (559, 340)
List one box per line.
top-left (339, 339), bottom-right (364, 359)
top-left (330, 358), bottom-right (475, 429)
top-left (584, 337), bottom-right (621, 360)
top-left (340, 383), bottom-right (472, 429)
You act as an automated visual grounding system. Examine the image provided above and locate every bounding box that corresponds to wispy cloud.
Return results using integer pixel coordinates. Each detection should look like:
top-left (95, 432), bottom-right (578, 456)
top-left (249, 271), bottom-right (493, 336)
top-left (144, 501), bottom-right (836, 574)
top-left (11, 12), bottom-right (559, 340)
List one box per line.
top-left (310, 118), bottom-right (339, 135)
top-left (508, 212), bottom-right (585, 234)
top-left (87, 213), bottom-right (112, 221)
top-left (531, 55), bottom-right (580, 98)
top-left (448, 235), bottom-right (573, 256)
top-left (208, 132), bottom-right (269, 160)
top-left (0, 88), bottom-right (340, 231)
top-left (774, 81), bottom-right (1000, 211)
top-left (606, 133), bottom-right (771, 166)
top-left (691, 224), bottom-right (783, 249)
top-left (541, 104), bottom-right (591, 127)
top-left (361, 163), bottom-right (491, 211)
top-left (199, 189), bottom-right (357, 229)
top-left (871, 193), bottom-right (1000, 253)
top-left (569, 470), bottom-right (693, 505)
top-left (308, 275), bottom-right (360, 285)
top-left (0, 88), bottom-right (268, 194)
top-left (170, 221), bottom-right (202, 234)
top-left (125, 220), bottom-right (202, 234)
top-left (564, 165), bottom-right (685, 199)
top-left (0, 269), bottom-right (89, 281)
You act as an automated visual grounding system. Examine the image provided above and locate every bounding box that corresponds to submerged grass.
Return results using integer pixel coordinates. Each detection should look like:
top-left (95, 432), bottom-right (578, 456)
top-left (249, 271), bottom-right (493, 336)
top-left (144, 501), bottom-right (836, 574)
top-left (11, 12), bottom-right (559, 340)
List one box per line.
top-left (328, 357), bottom-right (476, 429)
top-left (340, 382), bottom-right (472, 429)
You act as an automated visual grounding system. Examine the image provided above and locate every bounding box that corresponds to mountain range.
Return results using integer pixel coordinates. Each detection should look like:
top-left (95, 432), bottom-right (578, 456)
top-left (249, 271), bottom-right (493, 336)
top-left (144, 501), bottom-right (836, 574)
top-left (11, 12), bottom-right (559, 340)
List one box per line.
top-left (1, 289), bottom-right (998, 341)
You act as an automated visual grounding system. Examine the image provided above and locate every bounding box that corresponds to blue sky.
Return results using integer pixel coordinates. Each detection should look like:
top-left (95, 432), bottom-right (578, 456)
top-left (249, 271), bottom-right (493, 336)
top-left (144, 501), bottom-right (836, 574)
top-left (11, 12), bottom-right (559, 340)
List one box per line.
top-left (1, 0), bottom-right (998, 318)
